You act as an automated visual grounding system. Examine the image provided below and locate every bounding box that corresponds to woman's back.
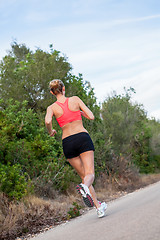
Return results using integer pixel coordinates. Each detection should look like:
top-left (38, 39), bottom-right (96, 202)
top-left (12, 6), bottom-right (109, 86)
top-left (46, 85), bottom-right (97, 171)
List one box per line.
top-left (45, 79), bottom-right (94, 139)
top-left (51, 96), bottom-right (87, 139)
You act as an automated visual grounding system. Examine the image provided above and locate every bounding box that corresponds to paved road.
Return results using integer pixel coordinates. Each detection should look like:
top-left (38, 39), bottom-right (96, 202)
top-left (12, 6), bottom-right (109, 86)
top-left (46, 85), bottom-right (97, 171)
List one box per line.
top-left (30, 181), bottom-right (160, 240)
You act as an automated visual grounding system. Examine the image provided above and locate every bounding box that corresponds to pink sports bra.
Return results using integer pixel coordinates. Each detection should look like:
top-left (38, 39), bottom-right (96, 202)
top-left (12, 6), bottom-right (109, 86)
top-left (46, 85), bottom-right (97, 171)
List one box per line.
top-left (55, 98), bottom-right (82, 127)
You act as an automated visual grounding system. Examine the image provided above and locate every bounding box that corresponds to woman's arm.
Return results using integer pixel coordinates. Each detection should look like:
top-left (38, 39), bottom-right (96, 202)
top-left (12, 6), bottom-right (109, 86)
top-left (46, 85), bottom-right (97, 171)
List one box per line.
top-left (76, 97), bottom-right (95, 120)
top-left (80, 110), bottom-right (93, 119)
top-left (45, 106), bottom-right (57, 136)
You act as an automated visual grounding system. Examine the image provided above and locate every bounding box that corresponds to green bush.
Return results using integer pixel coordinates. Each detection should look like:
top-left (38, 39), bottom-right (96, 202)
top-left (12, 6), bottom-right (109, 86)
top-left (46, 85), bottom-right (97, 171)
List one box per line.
top-left (67, 202), bottom-right (82, 219)
top-left (0, 163), bottom-right (32, 200)
top-left (0, 98), bottom-right (81, 197)
top-left (33, 156), bottom-right (80, 194)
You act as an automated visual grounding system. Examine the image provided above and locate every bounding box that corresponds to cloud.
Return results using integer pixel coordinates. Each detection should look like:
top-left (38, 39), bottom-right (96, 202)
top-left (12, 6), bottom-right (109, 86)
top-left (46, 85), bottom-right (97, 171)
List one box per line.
top-left (25, 11), bottom-right (53, 23)
top-left (105, 14), bottom-right (160, 27)
top-left (52, 13), bottom-right (160, 30)
top-left (93, 66), bottom-right (160, 119)
top-left (150, 109), bottom-right (160, 120)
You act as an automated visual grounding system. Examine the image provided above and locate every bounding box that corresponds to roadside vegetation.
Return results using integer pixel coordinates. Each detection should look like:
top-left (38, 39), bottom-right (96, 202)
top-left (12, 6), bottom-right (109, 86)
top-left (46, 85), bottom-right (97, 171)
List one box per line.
top-left (0, 42), bottom-right (160, 240)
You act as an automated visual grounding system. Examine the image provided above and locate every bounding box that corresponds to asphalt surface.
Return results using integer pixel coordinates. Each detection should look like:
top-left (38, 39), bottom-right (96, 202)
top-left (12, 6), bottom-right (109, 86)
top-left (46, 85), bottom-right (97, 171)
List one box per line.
top-left (30, 181), bottom-right (160, 240)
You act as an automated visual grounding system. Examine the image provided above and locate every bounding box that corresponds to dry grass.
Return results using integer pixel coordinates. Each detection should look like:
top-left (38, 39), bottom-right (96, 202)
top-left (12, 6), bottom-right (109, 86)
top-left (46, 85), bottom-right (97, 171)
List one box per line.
top-left (0, 193), bottom-right (81, 240)
top-left (140, 173), bottom-right (160, 186)
top-left (95, 172), bottom-right (160, 204)
top-left (0, 173), bottom-right (160, 240)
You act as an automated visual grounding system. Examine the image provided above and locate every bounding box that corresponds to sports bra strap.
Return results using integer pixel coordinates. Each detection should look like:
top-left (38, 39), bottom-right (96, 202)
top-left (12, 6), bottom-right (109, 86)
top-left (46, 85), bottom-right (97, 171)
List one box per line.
top-left (55, 98), bottom-right (68, 109)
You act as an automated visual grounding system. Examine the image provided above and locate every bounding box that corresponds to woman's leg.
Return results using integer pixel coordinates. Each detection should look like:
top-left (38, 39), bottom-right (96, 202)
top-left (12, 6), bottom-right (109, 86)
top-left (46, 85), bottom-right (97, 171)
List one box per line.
top-left (79, 151), bottom-right (95, 187)
top-left (68, 152), bottom-right (100, 208)
top-left (80, 151), bottom-right (100, 208)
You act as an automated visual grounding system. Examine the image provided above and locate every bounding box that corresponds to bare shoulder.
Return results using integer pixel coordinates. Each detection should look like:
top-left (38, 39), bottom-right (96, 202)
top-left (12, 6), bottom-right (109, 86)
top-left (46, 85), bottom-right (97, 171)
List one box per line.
top-left (70, 96), bottom-right (81, 102)
top-left (46, 103), bottom-right (56, 114)
top-left (47, 103), bottom-right (53, 110)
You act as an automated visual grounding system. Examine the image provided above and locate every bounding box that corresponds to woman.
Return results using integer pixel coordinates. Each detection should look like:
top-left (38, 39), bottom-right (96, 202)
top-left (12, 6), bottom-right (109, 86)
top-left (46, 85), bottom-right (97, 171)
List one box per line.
top-left (45, 79), bottom-right (107, 218)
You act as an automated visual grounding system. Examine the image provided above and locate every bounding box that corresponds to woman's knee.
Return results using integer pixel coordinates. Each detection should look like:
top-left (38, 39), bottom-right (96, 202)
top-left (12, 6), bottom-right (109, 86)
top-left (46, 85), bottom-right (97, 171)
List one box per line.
top-left (91, 173), bottom-right (95, 181)
top-left (85, 173), bottom-right (95, 181)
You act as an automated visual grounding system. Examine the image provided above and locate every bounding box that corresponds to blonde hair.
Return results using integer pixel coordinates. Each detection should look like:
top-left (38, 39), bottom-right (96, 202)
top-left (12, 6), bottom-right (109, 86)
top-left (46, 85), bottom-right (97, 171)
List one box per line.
top-left (49, 79), bottom-right (64, 95)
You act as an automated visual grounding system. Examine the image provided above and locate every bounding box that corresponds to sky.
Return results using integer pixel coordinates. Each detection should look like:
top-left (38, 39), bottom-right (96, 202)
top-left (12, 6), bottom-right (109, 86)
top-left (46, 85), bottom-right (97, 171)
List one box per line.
top-left (0, 0), bottom-right (160, 120)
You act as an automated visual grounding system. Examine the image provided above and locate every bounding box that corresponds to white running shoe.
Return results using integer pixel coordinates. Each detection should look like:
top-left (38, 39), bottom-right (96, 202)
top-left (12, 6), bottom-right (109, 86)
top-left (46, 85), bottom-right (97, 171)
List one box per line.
top-left (76, 183), bottom-right (94, 207)
top-left (97, 202), bottom-right (107, 218)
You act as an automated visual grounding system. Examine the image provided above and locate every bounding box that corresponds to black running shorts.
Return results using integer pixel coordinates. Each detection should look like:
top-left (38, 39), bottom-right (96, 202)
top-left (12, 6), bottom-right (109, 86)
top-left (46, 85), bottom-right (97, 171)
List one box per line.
top-left (62, 132), bottom-right (95, 159)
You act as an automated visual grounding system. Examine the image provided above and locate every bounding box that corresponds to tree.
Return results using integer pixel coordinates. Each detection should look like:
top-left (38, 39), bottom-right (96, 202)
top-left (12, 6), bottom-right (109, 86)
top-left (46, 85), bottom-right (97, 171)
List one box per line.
top-left (101, 88), bottom-right (147, 152)
top-left (101, 88), bottom-right (159, 173)
top-left (0, 42), bottom-right (71, 112)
